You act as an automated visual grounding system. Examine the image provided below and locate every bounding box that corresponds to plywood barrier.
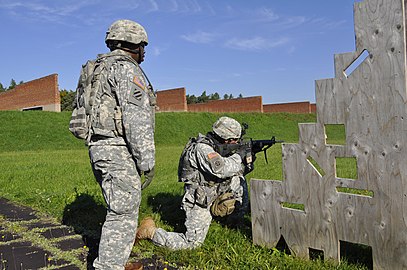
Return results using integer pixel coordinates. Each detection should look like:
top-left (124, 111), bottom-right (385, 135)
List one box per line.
top-left (250, 0), bottom-right (407, 269)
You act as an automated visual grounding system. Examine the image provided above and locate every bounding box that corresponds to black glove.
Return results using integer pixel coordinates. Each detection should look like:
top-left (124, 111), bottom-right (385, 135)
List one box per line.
top-left (141, 167), bottom-right (155, 190)
top-left (244, 162), bottom-right (254, 175)
top-left (235, 146), bottom-right (247, 161)
top-left (242, 153), bottom-right (256, 175)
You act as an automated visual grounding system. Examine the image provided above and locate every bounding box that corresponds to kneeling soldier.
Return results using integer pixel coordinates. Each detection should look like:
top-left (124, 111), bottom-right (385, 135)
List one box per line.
top-left (136, 116), bottom-right (249, 249)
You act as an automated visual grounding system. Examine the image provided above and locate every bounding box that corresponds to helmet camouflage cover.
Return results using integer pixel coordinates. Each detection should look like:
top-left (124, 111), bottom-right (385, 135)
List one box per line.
top-left (212, 116), bottom-right (242, 140)
top-left (105, 19), bottom-right (148, 45)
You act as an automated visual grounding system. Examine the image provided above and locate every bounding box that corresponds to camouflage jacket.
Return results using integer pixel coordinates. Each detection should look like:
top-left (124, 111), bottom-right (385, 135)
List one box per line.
top-left (179, 133), bottom-right (244, 185)
top-left (89, 49), bottom-right (155, 172)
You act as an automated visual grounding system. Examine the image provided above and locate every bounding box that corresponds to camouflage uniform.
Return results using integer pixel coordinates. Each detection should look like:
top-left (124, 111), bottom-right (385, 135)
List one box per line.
top-left (152, 133), bottom-right (249, 250)
top-left (88, 21), bottom-right (155, 270)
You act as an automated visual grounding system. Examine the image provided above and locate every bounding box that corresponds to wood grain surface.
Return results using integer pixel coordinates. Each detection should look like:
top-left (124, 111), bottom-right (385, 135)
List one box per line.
top-left (251, 0), bottom-right (407, 269)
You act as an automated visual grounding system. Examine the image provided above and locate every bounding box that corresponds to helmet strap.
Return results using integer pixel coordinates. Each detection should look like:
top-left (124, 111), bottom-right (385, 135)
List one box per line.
top-left (208, 132), bottom-right (225, 144)
top-left (118, 45), bottom-right (141, 56)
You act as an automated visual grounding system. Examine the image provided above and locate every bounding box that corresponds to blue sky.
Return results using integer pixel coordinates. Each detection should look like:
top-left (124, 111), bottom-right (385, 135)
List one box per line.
top-left (0, 0), bottom-right (357, 104)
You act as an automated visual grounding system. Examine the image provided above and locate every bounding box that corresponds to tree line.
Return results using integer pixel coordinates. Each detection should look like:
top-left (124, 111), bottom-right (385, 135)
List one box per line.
top-left (0, 79), bottom-right (24, 92)
top-left (60, 90), bottom-right (244, 111)
top-left (186, 91), bottom-right (243, 104)
top-left (1, 80), bottom-right (243, 111)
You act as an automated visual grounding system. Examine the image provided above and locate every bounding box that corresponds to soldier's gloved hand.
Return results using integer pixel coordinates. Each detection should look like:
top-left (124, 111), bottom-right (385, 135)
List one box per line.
top-left (243, 154), bottom-right (255, 175)
top-left (235, 147), bottom-right (248, 161)
top-left (244, 162), bottom-right (254, 175)
top-left (141, 167), bottom-right (155, 190)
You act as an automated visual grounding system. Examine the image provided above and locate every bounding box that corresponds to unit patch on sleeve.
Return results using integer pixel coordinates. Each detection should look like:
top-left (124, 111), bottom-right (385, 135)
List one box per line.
top-left (208, 152), bottom-right (224, 172)
top-left (128, 83), bottom-right (144, 106)
top-left (208, 152), bottom-right (219, 160)
top-left (133, 75), bottom-right (145, 90)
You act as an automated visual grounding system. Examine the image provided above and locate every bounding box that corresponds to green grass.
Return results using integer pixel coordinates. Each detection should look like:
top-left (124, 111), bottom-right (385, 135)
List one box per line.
top-left (0, 111), bottom-right (368, 269)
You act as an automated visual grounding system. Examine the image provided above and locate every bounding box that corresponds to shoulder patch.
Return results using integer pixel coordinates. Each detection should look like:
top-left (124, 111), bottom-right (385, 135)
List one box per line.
top-left (208, 152), bottom-right (224, 172)
top-left (128, 84), bottom-right (144, 106)
top-left (133, 75), bottom-right (145, 90)
top-left (208, 152), bottom-right (220, 159)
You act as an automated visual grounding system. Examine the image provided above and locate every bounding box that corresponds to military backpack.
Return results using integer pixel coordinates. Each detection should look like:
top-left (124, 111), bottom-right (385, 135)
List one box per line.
top-left (69, 55), bottom-right (124, 141)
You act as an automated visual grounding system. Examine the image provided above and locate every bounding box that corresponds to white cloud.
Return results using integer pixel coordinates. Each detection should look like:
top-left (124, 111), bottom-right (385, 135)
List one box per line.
top-left (181, 31), bottom-right (217, 44)
top-left (257, 8), bottom-right (279, 22)
top-left (276, 16), bottom-right (307, 29)
top-left (146, 0), bottom-right (159, 12)
top-left (0, 0), bottom-right (99, 24)
top-left (151, 46), bottom-right (162, 56)
top-left (224, 36), bottom-right (289, 51)
top-left (142, 0), bottom-right (203, 14)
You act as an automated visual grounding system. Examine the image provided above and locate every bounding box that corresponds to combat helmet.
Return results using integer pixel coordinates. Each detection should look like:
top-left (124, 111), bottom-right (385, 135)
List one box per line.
top-left (212, 116), bottom-right (242, 140)
top-left (105, 19), bottom-right (148, 46)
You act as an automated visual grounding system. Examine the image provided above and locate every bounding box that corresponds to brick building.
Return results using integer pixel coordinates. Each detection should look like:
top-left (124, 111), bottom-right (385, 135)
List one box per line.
top-left (155, 88), bottom-right (315, 114)
top-left (156, 87), bottom-right (187, 112)
top-left (188, 96), bottom-right (263, 113)
top-left (263, 101), bottom-right (317, 114)
top-left (0, 73), bottom-right (315, 114)
top-left (0, 74), bottom-right (60, 112)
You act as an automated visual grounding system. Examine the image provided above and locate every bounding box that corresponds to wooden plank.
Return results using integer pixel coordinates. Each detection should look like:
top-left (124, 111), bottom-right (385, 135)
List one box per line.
top-left (251, 179), bottom-right (283, 248)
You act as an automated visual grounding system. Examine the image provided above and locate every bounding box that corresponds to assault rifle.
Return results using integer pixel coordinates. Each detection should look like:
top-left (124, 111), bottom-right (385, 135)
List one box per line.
top-left (215, 123), bottom-right (284, 173)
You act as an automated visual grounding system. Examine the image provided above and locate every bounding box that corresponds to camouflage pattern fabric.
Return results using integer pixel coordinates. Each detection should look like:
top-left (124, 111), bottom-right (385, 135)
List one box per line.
top-left (152, 138), bottom-right (248, 250)
top-left (105, 19), bottom-right (148, 45)
top-left (212, 116), bottom-right (242, 140)
top-left (88, 49), bottom-right (155, 269)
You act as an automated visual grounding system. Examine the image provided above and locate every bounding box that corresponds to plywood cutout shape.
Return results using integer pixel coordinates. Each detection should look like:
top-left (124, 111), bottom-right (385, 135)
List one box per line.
top-left (250, 0), bottom-right (407, 269)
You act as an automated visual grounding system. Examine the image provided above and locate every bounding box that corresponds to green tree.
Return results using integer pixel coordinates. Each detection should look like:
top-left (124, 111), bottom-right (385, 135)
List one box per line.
top-left (197, 91), bottom-right (209, 103)
top-left (238, 94), bottom-right (243, 98)
top-left (187, 91), bottom-right (236, 104)
top-left (60, 89), bottom-right (76, 111)
top-left (209, 92), bottom-right (220, 100)
top-left (0, 83), bottom-right (5, 92)
top-left (186, 94), bottom-right (197, 104)
top-left (8, 79), bottom-right (17, 90)
top-left (224, 93), bottom-right (235, 99)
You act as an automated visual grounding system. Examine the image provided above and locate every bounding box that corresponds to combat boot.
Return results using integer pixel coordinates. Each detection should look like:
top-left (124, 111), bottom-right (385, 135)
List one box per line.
top-left (136, 217), bottom-right (156, 241)
top-left (125, 261), bottom-right (143, 270)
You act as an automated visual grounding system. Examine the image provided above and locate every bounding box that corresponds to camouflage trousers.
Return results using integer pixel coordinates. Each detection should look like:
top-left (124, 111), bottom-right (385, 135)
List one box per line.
top-left (152, 176), bottom-right (248, 250)
top-left (89, 144), bottom-right (141, 270)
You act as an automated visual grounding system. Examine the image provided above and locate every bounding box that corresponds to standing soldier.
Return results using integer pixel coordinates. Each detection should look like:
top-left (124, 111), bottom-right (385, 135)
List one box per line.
top-left (136, 116), bottom-right (249, 249)
top-left (77, 20), bottom-right (156, 269)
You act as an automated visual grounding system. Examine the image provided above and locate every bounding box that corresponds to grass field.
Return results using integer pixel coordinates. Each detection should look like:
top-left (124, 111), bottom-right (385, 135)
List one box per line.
top-left (0, 111), bottom-right (368, 269)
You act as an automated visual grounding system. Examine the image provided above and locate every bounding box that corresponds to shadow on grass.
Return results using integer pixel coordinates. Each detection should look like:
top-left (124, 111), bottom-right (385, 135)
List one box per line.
top-left (147, 193), bottom-right (186, 233)
top-left (62, 193), bottom-right (106, 269)
top-left (147, 192), bottom-right (252, 239)
top-left (340, 241), bottom-right (373, 270)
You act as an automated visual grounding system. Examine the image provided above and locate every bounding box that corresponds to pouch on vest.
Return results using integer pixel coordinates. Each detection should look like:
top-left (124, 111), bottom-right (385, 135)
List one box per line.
top-left (69, 60), bottom-right (95, 140)
top-left (69, 55), bottom-right (124, 141)
top-left (178, 137), bottom-right (199, 183)
top-left (210, 192), bottom-right (236, 217)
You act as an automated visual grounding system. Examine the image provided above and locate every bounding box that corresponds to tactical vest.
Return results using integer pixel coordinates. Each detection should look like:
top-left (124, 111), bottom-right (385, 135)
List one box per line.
top-left (69, 52), bottom-right (154, 142)
top-left (178, 133), bottom-right (216, 184)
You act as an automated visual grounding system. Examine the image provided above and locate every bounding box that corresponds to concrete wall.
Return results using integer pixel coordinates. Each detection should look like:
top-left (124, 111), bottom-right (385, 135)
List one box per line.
top-left (0, 74), bottom-right (60, 112)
